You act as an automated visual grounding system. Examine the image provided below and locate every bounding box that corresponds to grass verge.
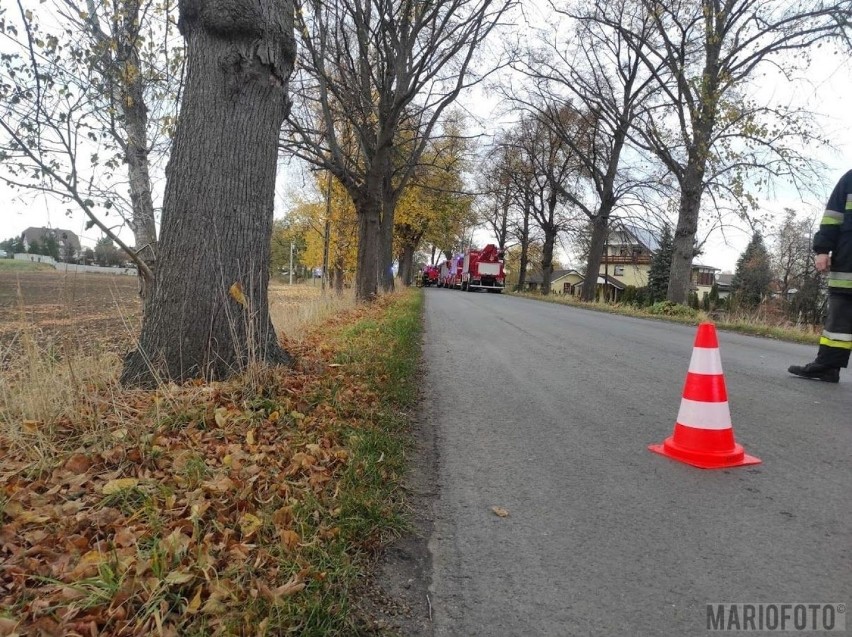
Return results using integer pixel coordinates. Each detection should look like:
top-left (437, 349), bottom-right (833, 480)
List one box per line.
top-left (0, 289), bottom-right (423, 636)
top-left (508, 290), bottom-right (821, 345)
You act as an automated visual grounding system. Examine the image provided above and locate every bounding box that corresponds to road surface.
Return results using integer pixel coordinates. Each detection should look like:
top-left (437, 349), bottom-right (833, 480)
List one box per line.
top-left (421, 289), bottom-right (851, 636)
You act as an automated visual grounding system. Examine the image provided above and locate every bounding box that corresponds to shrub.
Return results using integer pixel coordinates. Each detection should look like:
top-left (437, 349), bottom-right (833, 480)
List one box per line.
top-left (647, 301), bottom-right (700, 318)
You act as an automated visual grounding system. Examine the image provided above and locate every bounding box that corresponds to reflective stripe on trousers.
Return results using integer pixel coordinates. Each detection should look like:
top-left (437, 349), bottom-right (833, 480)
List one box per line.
top-left (816, 292), bottom-right (852, 368)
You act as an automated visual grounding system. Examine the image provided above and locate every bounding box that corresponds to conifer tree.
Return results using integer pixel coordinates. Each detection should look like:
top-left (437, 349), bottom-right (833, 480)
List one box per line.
top-left (731, 232), bottom-right (773, 308)
top-left (647, 224), bottom-right (673, 302)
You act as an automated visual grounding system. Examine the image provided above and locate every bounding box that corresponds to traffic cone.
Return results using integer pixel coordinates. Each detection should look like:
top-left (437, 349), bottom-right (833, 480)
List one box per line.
top-left (649, 323), bottom-right (761, 469)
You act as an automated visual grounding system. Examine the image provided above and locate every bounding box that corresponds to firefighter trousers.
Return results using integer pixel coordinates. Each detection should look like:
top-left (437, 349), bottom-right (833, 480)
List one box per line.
top-left (815, 292), bottom-right (852, 368)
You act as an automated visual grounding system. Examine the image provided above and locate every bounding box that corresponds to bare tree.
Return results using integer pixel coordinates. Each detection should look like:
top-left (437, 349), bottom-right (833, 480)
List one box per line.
top-left (0, 1), bottom-right (182, 307)
top-left (478, 132), bottom-right (516, 253)
top-left (284, 0), bottom-right (514, 300)
top-left (512, 112), bottom-right (582, 294)
top-left (771, 208), bottom-right (818, 303)
top-left (121, 0), bottom-right (296, 385)
top-left (600, 0), bottom-right (851, 303)
top-left (511, 0), bottom-right (669, 300)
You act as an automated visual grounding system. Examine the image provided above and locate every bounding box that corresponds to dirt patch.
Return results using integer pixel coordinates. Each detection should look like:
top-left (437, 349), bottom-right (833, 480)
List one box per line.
top-left (359, 393), bottom-right (438, 636)
top-left (0, 271), bottom-right (142, 364)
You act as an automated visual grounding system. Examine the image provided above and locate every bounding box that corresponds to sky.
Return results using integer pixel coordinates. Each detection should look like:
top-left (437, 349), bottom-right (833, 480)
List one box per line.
top-left (2, 4), bottom-right (851, 274)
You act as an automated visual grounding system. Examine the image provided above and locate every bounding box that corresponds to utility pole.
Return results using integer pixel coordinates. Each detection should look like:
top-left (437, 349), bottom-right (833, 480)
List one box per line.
top-left (322, 170), bottom-right (332, 293)
top-left (289, 242), bottom-right (294, 285)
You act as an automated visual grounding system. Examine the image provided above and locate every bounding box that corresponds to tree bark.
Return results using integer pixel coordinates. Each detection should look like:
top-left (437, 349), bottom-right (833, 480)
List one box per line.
top-left (540, 229), bottom-right (556, 295)
top-left (667, 162), bottom-right (704, 304)
top-left (516, 203), bottom-right (531, 291)
top-left (118, 0), bottom-right (158, 311)
top-left (398, 243), bottom-right (415, 286)
top-left (121, 0), bottom-right (296, 386)
top-left (581, 215), bottom-right (609, 301)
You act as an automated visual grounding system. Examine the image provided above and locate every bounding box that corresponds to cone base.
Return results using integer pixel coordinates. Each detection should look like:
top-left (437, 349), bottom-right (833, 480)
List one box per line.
top-left (648, 438), bottom-right (761, 470)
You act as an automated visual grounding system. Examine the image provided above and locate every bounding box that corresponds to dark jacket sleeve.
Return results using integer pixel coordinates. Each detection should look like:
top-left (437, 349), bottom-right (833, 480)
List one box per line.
top-left (813, 170), bottom-right (852, 254)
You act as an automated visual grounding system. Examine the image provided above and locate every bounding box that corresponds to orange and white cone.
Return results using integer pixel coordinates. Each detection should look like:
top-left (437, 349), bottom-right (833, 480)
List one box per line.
top-left (649, 323), bottom-right (761, 469)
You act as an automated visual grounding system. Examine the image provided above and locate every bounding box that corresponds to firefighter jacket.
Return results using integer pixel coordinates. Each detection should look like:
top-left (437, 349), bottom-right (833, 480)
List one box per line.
top-left (814, 169), bottom-right (852, 294)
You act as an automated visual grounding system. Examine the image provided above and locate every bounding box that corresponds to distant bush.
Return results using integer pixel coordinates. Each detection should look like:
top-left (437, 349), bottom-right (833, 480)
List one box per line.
top-left (647, 301), bottom-right (700, 318)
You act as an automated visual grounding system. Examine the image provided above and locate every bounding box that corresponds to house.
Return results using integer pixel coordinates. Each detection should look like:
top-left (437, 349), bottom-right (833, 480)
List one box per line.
top-left (599, 222), bottom-right (658, 288)
top-left (525, 269), bottom-right (584, 294)
top-left (692, 263), bottom-right (721, 299)
top-left (716, 273), bottom-right (734, 299)
top-left (572, 272), bottom-right (626, 302)
top-left (21, 227), bottom-right (82, 259)
top-left (598, 221), bottom-right (720, 294)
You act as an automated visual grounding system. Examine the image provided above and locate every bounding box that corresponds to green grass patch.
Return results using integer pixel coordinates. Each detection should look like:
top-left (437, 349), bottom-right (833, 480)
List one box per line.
top-left (0, 258), bottom-right (56, 271)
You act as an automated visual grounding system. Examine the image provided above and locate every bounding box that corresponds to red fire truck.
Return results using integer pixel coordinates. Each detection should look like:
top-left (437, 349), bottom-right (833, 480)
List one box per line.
top-left (420, 265), bottom-right (439, 287)
top-left (439, 254), bottom-right (464, 288)
top-left (461, 244), bottom-right (505, 292)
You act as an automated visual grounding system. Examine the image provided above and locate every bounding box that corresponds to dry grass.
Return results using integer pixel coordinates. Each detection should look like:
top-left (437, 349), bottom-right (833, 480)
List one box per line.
top-left (0, 277), bottom-right (356, 466)
top-left (269, 282), bottom-right (358, 342)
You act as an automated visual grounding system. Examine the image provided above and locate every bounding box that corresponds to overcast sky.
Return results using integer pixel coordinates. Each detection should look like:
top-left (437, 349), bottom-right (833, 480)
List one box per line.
top-left (2, 5), bottom-right (850, 273)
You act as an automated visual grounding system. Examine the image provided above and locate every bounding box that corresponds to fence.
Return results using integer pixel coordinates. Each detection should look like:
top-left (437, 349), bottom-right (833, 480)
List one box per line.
top-left (13, 253), bottom-right (137, 276)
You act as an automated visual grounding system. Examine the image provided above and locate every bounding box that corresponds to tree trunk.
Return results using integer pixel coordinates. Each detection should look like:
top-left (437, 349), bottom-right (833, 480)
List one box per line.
top-left (581, 215), bottom-right (609, 301)
top-left (120, 18), bottom-right (158, 311)
top-left (398, 243), bottom-right (415, 286)
top-left (667, 165), bottom-right (704, 304)
top-left (516, 206), bottom-right (531, 291)
top-left (355, 201), bottom-right (381, 300)
top-left (121, 0), bottom-right (296, 386)
top-left (379, 187), bottom-right (396, 292)
top-left (540, 230), bottom-right (556, 295)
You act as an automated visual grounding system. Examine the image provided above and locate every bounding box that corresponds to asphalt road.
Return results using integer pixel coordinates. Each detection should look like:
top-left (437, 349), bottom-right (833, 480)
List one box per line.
top-left (421, 289), bottom-right (852, 637)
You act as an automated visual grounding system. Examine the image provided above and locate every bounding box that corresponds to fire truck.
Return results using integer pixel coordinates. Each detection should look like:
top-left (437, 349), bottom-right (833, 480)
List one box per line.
top-left (439, 254), bottom-right (464, 288)
top-left (461, 244), bottom-right (505, 292)
top-left (420, 265), bottom-right (439, 287)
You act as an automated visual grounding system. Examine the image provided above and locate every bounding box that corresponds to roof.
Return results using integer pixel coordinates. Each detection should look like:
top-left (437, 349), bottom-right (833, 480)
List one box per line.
top-left (615, 222), bottom-right (661, 253)
top-left (525, 269), bottom-right (581, 284)
top-left (716, 273), bottom-right (734, 288)
top-left (573, 272), bottom-right (627, 290)
top-left (21, 227), bottom-right (81, 252)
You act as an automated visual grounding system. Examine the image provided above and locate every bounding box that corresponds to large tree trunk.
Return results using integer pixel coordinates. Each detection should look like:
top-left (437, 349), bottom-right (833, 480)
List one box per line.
top-left (379, 187), bottom-right (396, 292)
top-left (540, 229), bottom-right (556, 295)
top-left (581, 215), bottom-right (609, 301)
top-left (121, 0), bottom-right (295, 386)
top-left (398, 243), bottom-right (415, 286)
top-left (667, 163), bottom-right (704, 304)
top-left (516, 206), bottom-right (531, 291)
top-left (355, 201), bottom-right (381, 300)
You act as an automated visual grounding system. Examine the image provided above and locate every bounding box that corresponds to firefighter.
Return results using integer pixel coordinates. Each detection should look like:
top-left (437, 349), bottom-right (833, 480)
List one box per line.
top-left (788, 169), bottom-right (852, 383)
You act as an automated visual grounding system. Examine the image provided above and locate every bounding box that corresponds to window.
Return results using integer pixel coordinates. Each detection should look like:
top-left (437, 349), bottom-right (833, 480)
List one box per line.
top-left (696, 271), bottom-right (715, 286)
top-left (563, 282), bottom-right (572, 293)
top-left (614, 266), bottom-right (625, 276)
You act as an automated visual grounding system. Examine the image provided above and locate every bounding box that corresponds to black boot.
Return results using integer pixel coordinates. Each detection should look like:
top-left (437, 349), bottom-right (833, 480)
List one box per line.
top-left (788, 362), bottom-right (840, 383)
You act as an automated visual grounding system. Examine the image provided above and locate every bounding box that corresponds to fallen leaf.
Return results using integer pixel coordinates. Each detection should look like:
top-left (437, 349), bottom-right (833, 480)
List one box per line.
top-left (102, 478), bottom-right (140, 494)
top-left (229, 282), bottom-right (247, 307)
top-left (239, 513), bottom-right (263, 539)
top-left (246, 430), bottom-right (256, 446)
top-left (491, 506), bottom-right (510, 518)
top-left (268, 411), bottom-right (279, 422)
top-left (271, 575), bottom-right (305, 600)
top-left (63, 453), bottom-right (91, 474)
top-left (185, 586), bottom-right (203, 615)
top-left (165, 570), bottom-right (194, 585)
top-left (280, 530), bottom-right (300, 549)
top-left (214, 407), bottom-right (228, 427)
